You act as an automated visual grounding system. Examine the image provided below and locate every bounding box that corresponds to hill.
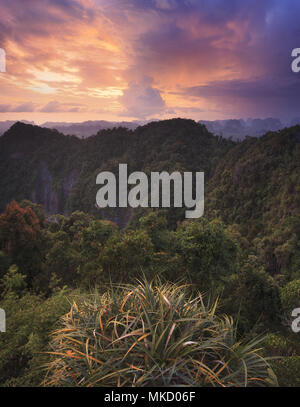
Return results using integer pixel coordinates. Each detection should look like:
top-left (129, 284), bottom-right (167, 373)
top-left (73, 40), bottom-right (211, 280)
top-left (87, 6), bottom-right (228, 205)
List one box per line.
top-left (0, 119), bottom-right (233, 225)
top-left (0, 119), bottom-right (299, 275)
top-left (199, 118), bottom-right (284, 140)
top-left (206, 126), bottom-right (300, 280)
top-left (41, 120), bottom-right (141, 138)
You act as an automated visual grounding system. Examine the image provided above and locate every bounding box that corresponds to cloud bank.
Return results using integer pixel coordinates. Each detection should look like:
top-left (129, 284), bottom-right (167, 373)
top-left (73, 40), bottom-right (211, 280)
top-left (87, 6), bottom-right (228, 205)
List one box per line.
top-left (0, 0), bottom-right (300, 121)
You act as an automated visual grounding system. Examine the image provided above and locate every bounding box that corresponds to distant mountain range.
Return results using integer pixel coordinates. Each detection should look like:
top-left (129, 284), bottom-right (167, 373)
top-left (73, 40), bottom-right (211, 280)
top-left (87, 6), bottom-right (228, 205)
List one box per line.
top-left (198, 118), bottom-right (300, 140)
top-left (0, 120), bottom-right (144, 138)
top-left (1, 117), bottom-right (300, 139)
top-left (41, 120), bottom-right (143, 138)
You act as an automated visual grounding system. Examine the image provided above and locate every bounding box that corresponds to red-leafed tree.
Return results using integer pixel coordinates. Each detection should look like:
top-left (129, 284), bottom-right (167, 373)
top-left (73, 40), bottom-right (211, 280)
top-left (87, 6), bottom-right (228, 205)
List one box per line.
top-left (0, 201), bottom-right (43, 287)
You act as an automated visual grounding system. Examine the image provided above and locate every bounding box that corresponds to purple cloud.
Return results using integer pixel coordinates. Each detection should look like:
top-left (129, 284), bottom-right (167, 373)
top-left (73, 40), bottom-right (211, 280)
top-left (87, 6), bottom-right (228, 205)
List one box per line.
top-left (0, 102), bottom-right (35, 112)
top-left (119, 77), bottom-right (166, 119)
top-left (39, 100), bottom-right (85, 113)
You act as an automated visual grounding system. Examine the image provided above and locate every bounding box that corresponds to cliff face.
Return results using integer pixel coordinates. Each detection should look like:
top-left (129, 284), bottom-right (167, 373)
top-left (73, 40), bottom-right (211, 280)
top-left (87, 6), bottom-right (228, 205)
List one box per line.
top-left (32, 162), bottom-right (59, 214)
top-left (0, 122), bottom-right (82, 215)
top-left (30, 162), bottom-right (79, 215)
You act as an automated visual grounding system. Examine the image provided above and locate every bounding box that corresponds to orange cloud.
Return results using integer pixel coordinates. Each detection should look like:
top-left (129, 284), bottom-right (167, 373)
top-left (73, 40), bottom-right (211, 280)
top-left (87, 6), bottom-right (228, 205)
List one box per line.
top-left (0, 0), bottom-right (300, 123)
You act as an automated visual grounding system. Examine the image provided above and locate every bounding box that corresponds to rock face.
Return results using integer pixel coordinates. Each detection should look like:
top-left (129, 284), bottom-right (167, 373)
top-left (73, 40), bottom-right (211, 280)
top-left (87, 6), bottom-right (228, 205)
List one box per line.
top-left (0, 122), bottom-right (82, 216)
top-left (62, 170), bottom-right (78, 203)
top-left (32, 162), bottom-right (59, 214)
top-left (29, 163), bottom-right (80, 215)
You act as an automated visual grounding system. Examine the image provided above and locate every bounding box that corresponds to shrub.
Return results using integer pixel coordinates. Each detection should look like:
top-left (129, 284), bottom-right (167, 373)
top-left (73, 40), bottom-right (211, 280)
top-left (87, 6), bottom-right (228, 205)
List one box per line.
top-left (272, 356), bottom-right (300, 387)
top-left (280, 280), bottom-right (300, 313)
top-left (262, 334), bottom-right (289, 356)
top-left (44, 279), bottom-right (277, 387)
top-left (0, 288), bottom-right (71, 386)
top-left (174, 219), bottom-right (238, 289)
top-left (221, 259), bottom-right (282, 333)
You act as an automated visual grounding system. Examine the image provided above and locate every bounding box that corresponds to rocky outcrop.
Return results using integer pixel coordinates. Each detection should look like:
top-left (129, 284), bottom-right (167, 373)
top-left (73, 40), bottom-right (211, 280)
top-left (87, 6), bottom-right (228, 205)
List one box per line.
top-left (31, 162), bottom-right (79, 215)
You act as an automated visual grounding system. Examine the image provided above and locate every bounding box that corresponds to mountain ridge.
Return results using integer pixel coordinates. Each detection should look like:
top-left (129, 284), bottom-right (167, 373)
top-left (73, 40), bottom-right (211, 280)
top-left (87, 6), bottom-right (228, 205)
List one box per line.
top-left (2, 116), bottom-right (300, 139)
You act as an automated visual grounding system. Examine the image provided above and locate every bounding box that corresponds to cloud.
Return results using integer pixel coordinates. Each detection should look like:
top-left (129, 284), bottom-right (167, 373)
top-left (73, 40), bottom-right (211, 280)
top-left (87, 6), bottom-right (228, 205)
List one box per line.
top-left (154, 0), bottom-right (178, 10)
top-left (0, 102), bottom-right (36, 112)
top-left (1, 0), bottom-right (300, 121)
top-left (183, 77), bottom-right (300, 100)
top-left (0, 100), bottom-right (83, 114)
top-left (12, 102), bottom-right (36, 112)
top-left (39, 100), bottom-right (85, 113)
top-left (181, 74), bottom-right (300, 118)
top-left (119, 76), bottom-right (166, 118)
top-left (39, 101), bottom-right (65, 113)
top-left (0, 105), bottom-right (12, 113)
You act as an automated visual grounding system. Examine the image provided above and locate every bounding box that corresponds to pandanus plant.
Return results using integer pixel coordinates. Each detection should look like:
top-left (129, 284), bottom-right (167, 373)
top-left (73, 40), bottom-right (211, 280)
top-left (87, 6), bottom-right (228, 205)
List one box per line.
top-left (43, 279), bottom-right (277, 387)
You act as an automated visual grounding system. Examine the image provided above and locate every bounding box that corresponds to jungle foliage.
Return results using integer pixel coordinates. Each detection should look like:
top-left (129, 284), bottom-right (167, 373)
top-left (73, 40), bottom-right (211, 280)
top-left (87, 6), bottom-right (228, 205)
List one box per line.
top-left (0, 119), bottom-right (299, 386)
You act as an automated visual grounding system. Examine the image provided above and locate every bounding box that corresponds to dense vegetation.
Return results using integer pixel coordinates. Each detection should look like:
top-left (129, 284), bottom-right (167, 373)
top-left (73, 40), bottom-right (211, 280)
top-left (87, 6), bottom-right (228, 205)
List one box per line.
top-left (0, 119), bottom-right (299, 386)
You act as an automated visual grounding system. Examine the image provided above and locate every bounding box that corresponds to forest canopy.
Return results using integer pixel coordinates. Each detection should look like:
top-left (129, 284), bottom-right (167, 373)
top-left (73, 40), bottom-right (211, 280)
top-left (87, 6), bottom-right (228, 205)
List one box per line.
top-left (0, 119), bottom-right (299, 386)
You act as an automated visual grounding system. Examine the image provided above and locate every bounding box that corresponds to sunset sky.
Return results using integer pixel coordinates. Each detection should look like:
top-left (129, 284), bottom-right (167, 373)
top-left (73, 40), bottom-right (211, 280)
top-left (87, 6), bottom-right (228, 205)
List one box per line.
top-left (0, 0), bottom-right (300, 124)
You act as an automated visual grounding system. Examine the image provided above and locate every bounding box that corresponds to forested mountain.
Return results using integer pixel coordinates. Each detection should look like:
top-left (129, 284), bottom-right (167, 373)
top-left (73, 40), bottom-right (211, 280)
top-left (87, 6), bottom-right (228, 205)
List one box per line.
top-left (0, 118), bottom-right (299, 387)
top-left (198, 118), bottom-right (288, 140)
top-left (0, 119), bottom-right (299, 273)
top-left (0, 119), bottom-right (232, 223)
top-left (206, 126), bottom-right (300, 282)
top-left (0, 120), bottom-right (34, 136)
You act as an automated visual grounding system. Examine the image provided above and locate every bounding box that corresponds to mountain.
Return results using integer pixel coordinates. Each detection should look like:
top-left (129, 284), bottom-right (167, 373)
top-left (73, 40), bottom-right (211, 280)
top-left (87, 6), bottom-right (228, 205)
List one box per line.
top-left (41, 120), bottom-right (142, 138)
top-left (0, 120), bottom-right (34, 136)
top-left (2, 117), bottom-right (299, 140)
top-left (1, 118), bottom-right (298, 272)
top-left (206, 125), bottom-right (300, 278)
top-left (0, 119), bottom-right (232, 226)
top-left (0, 120), bottom-right (142, 139)
top-left (199, 118), bottom-right (284, 140)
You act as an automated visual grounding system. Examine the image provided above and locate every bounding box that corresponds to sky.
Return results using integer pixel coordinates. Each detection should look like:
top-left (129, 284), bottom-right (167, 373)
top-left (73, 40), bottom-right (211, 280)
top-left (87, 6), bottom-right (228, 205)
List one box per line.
top-left (0, 0), bottom-right (300, 124)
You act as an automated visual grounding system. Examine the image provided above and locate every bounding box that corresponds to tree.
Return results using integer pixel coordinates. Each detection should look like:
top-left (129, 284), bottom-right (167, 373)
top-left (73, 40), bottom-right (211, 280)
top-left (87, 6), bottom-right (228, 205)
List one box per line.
top-left (100, 230), bottom-right (154, 282)
top-left (222, 256), bottom-right (282, 332)
top-left (0, 201), bottom-right (43, 287)
top-left (139, 210), bottom-right (171, 251)
top-left (280, 280), bottom-right (300, 313)
top-left (174, 218), bottom-right (238, 289)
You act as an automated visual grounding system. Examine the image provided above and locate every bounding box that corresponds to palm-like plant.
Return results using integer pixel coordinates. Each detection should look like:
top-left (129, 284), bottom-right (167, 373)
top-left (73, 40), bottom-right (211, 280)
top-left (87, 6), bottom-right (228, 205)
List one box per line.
top-left (43, 279), bottom-right (277, 387)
